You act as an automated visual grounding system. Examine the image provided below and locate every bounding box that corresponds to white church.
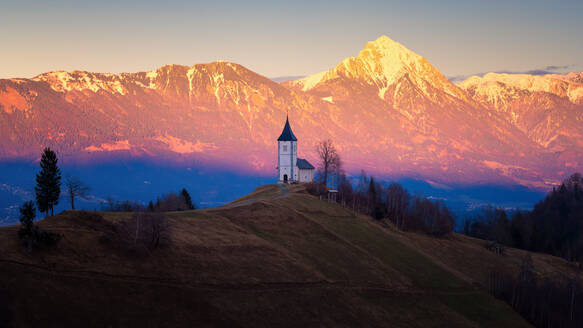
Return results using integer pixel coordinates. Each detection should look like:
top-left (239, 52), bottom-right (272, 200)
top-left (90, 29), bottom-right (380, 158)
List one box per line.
top-left (277, 116), bottom-right (315, 183)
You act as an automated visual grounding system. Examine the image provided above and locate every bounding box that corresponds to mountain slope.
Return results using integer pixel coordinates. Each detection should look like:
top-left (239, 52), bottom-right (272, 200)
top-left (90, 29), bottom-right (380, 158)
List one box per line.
top-left (0, 185), bottom-right (532, 327)
top-left (1, 36), bottom-right (581, 187)
top-left (285, 36), bottom-right (554, 186)
top-left (459, 73), bottom-right (583, 169)
top-left (0, 62), bottom-right (341, 171)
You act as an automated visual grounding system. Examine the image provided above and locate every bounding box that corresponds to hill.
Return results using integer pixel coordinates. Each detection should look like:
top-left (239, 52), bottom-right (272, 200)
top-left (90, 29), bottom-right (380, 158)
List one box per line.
top-left (4, 184), bottom-right (579, 327)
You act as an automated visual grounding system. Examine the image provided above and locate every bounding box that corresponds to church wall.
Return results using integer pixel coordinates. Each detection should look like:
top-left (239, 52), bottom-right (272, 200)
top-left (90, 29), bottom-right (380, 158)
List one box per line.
top-left (298, 168), bottom-right (314, 182)
top-left (278, 140), bottom-right (297, 181)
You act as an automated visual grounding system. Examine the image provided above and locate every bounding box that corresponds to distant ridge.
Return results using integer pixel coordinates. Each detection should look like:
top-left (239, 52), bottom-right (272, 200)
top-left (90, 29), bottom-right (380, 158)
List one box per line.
top-left (270, 75), bottom-right (306, 82)
top-left (1, 35), bottom-right (582, 188)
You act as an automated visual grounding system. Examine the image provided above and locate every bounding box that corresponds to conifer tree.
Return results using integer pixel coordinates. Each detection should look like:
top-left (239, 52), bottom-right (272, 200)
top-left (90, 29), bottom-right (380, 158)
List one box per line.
top-left (181, 188), bottom-right (195, 210)
top-left (18, 201), bottom-right (35, 238)
top-left (35, 148), bottom-right (62, 217)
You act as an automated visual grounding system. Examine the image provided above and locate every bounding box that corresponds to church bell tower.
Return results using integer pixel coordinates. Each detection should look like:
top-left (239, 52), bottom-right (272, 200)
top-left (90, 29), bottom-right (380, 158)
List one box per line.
top-left (277, 115), bottom-right (297, 183)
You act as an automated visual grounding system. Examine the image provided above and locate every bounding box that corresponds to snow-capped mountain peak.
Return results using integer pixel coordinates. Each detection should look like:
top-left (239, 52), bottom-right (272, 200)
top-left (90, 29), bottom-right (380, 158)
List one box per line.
top-left (355, 35), bottom-right (424, 82)
top-left (292, 35), bottom-right (466, 101)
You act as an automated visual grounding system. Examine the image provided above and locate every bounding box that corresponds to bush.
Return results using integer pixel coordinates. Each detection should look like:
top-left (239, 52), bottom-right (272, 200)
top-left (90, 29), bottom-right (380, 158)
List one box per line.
top-left (19, 226), bottom-right (62, 252)
top-left (17, 201), bottom-right (61, 252)
top-left (305, 182), bottom-right (327, 196)
top-left (145, 189), bottom-right (197, 212)
top-left (155, 192), bottom-right (190, 212)
top-left (373, 204), bottom-right (386, 220)
top-left (113, 212), bottom-right (170, 255)
top-left (101, 197), bottom-right (144, 212)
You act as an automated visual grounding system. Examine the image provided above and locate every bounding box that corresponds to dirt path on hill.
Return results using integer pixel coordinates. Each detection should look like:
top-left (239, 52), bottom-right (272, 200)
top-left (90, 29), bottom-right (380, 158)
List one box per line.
top-left (278, 183), bottom-right (289, 197)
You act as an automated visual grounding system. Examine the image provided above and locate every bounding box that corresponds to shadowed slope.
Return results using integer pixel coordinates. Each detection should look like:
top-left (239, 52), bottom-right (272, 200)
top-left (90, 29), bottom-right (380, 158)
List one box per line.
top-left (0, 185), bottom-right (531, 327)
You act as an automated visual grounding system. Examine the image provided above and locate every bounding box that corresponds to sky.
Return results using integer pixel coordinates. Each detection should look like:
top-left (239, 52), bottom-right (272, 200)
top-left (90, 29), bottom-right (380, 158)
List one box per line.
top-left (1, 0), bottom-right (582, 80)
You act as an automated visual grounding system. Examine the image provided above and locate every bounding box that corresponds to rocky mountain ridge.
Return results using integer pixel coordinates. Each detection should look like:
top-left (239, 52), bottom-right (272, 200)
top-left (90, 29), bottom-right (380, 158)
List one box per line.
top-left (1, 36), bottom-right (581, 188)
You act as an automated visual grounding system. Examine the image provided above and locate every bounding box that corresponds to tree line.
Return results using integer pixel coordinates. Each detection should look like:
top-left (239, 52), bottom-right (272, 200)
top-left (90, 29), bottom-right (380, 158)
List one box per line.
top-left (488, 255), bottom-right (582, 328)
top-left (101, 188), bottom-right (196, 212)
top-left (312, 140), bottom-right (454, 236)
top-left (16, 147), bottom-right (196, 251)
top-left (312, 140), bottom-right (583, 327)
top-left (464, 173), bottom-right (583, 263)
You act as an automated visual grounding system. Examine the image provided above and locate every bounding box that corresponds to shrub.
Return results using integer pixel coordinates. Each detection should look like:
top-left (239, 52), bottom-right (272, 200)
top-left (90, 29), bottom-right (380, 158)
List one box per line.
top-left (305, 182), bottom-right (327, 196)
top-left (101, 197), bottom-right (144, 212)
top-left (113, 212), bottom-right (170, 255)
top-left (155, 192), bottom-right (189, 212)
top-left (17, 201), bottom-right (61, 252)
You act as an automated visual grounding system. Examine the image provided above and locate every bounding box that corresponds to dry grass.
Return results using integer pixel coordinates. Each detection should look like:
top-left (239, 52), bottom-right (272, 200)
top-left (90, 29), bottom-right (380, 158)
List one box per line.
top-left (0, 184), bottom-right (541, 327)
top-left (391, 226), bottom-right (583, 286)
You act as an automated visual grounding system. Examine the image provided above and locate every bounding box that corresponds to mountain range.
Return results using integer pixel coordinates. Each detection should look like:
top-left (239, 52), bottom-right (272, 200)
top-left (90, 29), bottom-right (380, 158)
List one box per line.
top-left (1, 35), bottom-right (582, 188)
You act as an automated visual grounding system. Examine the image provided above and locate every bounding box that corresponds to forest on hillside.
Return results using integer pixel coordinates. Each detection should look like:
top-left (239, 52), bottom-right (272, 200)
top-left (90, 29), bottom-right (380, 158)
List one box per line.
top-left (464, 173), bottom-right (583, 263)
top-left (462, 173), bottom-right (583, 327)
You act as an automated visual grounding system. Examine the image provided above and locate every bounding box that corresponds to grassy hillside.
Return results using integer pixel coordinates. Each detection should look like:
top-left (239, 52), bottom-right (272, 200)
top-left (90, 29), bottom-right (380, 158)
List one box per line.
top-left (0, 184), bottom-right (550, 327)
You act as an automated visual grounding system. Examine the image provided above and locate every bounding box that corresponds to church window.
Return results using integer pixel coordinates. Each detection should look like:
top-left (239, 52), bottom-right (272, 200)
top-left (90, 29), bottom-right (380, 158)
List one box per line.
top-left (283, 145), bottom-right (288, 152)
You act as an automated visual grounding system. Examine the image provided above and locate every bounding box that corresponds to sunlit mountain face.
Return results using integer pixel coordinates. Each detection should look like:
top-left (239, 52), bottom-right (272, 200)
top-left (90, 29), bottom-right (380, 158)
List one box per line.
top-left (1, 35), bottom-right (581, 223)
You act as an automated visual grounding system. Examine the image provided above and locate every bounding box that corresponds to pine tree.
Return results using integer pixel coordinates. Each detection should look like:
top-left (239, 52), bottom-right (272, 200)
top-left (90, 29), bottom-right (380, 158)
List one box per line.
top-left (35, 148), bottom-right (62, 217)
top-left (18, 201), bottom-right (35, 239)
top-left (181, 188), bottom-right (195, 210)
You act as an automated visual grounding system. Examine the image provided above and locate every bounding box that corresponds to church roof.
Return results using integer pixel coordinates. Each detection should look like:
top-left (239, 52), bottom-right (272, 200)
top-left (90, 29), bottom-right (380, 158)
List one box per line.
top-left (297, 158), bottom-right (314, 170)
top-left (277, 115), bottom-right (297, 141)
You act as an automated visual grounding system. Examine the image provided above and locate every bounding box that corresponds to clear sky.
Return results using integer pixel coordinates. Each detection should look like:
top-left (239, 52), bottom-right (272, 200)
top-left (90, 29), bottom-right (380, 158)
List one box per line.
top-left (1, 0), bottom-right (582, 80)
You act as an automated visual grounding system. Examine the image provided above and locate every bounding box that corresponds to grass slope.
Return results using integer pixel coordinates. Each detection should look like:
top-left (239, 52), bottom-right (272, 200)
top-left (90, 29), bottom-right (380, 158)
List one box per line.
top-left (0, 184), bottom-right (533, 327)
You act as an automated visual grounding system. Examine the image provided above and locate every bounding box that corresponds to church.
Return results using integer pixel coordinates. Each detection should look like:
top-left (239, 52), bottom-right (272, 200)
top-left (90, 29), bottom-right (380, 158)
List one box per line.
top-left (277, 116), bottom-right (315, 183)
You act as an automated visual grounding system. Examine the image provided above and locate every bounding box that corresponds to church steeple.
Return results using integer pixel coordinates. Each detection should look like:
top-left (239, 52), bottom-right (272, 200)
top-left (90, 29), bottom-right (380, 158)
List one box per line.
top-left (277, 115), bottom-right (297, 141)
top-left (276, 114), bottom-right (312, 184)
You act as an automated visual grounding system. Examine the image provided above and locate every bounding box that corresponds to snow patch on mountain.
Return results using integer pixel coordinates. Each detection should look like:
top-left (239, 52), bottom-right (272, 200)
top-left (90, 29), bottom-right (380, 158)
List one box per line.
top-left (34, 71), bottom-right (128, 95)
top-left (146, 70), bottom-right (158, 89)
top-left (459, 72), bottom-right (583, 105)
top-left (322, 96), bottom-right (334, 103)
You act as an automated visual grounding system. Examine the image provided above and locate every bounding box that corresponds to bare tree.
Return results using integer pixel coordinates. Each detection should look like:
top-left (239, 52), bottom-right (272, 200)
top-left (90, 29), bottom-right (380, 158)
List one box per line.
top-left (65, 175), bottom-right (90, 210)
top-left (386, 182), bottom-right (410, 230)
top-left (116, 212), bottom-right (170, 254)
top-left (155, 192), bottom-right (189, 212)
top-left (316, 139), bottom-right (340, 186)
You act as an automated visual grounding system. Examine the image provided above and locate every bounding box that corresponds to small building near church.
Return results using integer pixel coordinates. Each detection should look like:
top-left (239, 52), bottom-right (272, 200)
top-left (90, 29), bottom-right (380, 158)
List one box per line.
top-left (296, 158), bottom-right (315, 182)
top-left (277, 116), bottom-right (314, 183)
